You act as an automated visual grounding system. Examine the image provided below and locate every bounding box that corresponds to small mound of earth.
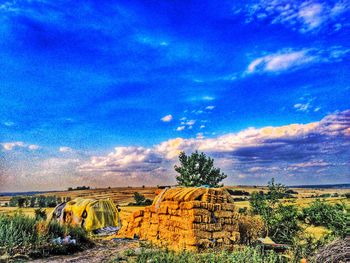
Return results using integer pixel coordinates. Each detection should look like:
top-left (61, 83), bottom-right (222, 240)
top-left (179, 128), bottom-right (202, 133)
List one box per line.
top-left (314, 237), bottom-right (349, 263)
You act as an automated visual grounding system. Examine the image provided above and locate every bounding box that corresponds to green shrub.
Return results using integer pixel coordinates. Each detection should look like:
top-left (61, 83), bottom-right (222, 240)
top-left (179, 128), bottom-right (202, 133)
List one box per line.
top-left (227, 189), bottom-right (250, 196)
top-left (250, 179), bottom-right (301, 244)
top-left (0, 213), bottom-right (38, 248)
top-left (0, 213), bottom-right (91, 259)
top-left (134, 192), bottom-right (146, 204)
top-left (9, 195), bottom-right (63, 208)
top-left (301, 199), bottom-right (347, 236)
top-left (66, 225), bottom-right (90, 244)
top-left (128, 193), bottom-right (153, 206)
top-left (268, 204), bottom-right (301, 244)
top-left (34, 208), bottom-right (47, 220)
top-left (46, 220), bottom-right (65, 238)
top-left (134, 247), bottom-right (286, 263)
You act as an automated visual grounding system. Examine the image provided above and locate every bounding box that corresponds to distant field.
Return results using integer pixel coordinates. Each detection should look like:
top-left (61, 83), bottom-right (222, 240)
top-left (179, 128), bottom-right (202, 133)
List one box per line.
top-left (0, 186), bottom-right (348, 213)
top-left (0, 186), bottom-right (158, 206)
top-left (233, 197), bottom-right (349, 210)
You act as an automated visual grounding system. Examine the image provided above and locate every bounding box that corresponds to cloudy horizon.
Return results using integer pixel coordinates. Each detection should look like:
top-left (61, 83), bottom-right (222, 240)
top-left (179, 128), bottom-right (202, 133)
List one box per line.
top-left (1, 0), bottom-right (349, 191)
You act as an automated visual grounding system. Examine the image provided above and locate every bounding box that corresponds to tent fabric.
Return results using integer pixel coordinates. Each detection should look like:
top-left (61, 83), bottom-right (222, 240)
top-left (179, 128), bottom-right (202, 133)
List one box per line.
top-left (48, 197), bottom-right (120, 232)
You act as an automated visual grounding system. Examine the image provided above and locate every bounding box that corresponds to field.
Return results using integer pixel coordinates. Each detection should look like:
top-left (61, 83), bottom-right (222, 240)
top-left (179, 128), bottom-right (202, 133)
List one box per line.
top-left (1, 185), bottom-right (348, 215)
top-left (1, 185), bottom-right (348, 233)
top-left (0, 185), bottom-right (348, 262)
top-left (0, 186), bottom-right (158, 207)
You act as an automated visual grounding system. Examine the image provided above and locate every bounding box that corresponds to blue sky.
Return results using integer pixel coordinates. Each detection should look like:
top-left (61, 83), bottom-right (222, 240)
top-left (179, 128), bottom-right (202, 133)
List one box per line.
top-left (1, 0), bottom-right (349, 191)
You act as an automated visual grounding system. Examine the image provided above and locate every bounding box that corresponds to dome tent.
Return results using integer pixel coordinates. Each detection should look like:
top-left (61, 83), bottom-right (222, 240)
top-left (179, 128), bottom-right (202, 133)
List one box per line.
top-left (48, 197), bottom-right (121, 232)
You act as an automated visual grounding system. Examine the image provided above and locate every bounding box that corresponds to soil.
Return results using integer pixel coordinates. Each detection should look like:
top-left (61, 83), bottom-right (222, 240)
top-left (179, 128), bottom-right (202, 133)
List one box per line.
top-left (30, 239), bottom-right (140, 263)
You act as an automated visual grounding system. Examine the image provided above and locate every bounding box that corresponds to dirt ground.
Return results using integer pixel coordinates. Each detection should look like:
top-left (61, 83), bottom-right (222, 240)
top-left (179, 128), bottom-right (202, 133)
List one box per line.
top-left (30, 239), bottom-right (140, 263)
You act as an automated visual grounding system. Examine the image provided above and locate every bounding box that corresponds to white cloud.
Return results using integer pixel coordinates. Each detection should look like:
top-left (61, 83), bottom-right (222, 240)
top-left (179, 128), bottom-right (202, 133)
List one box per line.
top-left (247, 47), bottom-right (349, 74)
top-left (290, 160), bottom-right (330, 168)
top-left (80, 146), bottom-right (163, 173)
top-left (200, 125), bottom-right (206, 129)
top-left (248, 50), bottom-right (315, 73)
top-left (298, 3), bottom-right (324, 31)
top-left (136, 35), bottom-right (169, 47)
top-left (28, 144), bottom-right (40, 150)
top-left (193, 110), bottom-right (203, 115)
top-left (186, 120), bottom-right (196, 126)
top-left (59, 146), bottom-right (73, 153)
top-left (294, 103), bottom-right (311, 112)
top-left (205, 105), bottom-right (215, 110)
top-left (3, 111), bottom-right (349, 189)
top-left (161, 114), bottom-right (173, 122)
top-left (242, 0), bottom-right (350, 34)
top-left (0, 1), bottom-right (19, 12)
top-left (1, 141), bottom-right (25, 151)
top-left (293, 96), bottom-right (321, 113)
top-left (1, 141), bottom-right (40, 151)
top-left (203, 96), bottom-right (215, 101)
top-left (196, 133), bottom-right (204, 139)
top-left (176, 126), bottom-right (185, 131)
top-left (80, 110), bottom-right (350, 179)
top-left (3, 121), bottom-right (15, 127)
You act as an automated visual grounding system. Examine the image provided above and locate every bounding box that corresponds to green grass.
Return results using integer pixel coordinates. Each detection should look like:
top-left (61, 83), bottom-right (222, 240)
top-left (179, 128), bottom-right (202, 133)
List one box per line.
top-left (0, 213), bottom-right (92, 259)
top-left (129, 247), bottom-right (287, 263)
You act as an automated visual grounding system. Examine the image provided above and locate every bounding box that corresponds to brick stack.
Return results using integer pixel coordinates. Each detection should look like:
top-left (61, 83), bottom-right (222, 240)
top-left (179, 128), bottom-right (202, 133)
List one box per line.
top-left (118, 187), bottom-right (241, 251)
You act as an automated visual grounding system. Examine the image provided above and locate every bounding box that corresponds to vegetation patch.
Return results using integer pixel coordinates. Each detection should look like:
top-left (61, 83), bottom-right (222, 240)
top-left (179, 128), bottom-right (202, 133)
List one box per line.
top-left (128, 192), bottom-right (153, 206)
top-left (129, 246), bottom-right (286, 263)
top-left (301, 199), bottom-right (347, 236)
top-left (0, 213), bottom-right (92, 260)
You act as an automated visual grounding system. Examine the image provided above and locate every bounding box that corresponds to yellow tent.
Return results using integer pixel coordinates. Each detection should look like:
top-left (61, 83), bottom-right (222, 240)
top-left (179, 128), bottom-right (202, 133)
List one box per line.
top-left (48, 198), bottom-right (121, 232)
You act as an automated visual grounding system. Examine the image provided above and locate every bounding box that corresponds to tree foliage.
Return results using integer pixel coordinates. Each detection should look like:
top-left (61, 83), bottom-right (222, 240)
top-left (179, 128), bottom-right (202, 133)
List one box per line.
top-left (128, 192), bottom-right (152, 206)
top-left (250, 179), bottom-right (300, 244)
top-left (134, 192), bottom-right (146, 204)
top-left (174, 151), bottom-right (227, 187)
top-left (9, 195), bottom-right (63, 208)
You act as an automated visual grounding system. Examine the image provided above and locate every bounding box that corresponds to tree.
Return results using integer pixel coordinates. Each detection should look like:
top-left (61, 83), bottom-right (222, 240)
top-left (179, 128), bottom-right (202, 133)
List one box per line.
top-left (134, 192), bottom-right (146, 205)
top-left (174, 151), bottom-right (227, 187)
top-left (250, 178), bottom-right (300, 244)
top-left (17, 197), bottom-right (26, 208)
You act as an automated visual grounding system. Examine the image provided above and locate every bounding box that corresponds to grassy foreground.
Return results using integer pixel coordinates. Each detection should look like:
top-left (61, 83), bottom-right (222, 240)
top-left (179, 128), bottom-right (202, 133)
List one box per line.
top-left (0, 213), bottom-right (92, 260)
top-left (127, 247), bottom-right (286, 263)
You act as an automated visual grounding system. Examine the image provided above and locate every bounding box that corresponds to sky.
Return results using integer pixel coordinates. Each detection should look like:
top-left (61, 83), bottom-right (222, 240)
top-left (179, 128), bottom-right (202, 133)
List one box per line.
top-left (0, 0), bottom-right (349, 192)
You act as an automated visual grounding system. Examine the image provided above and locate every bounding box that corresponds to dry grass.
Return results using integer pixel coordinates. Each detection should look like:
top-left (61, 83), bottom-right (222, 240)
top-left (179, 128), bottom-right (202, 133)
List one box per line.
top-left (0, 207), bottom-right (54, 217)
top-left (303, 225), bottom-right (331, 240)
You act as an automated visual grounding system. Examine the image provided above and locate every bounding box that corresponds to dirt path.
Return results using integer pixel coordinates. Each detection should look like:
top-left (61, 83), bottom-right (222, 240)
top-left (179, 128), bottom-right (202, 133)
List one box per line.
top-left (30, 240), bottom-right (140, 263)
